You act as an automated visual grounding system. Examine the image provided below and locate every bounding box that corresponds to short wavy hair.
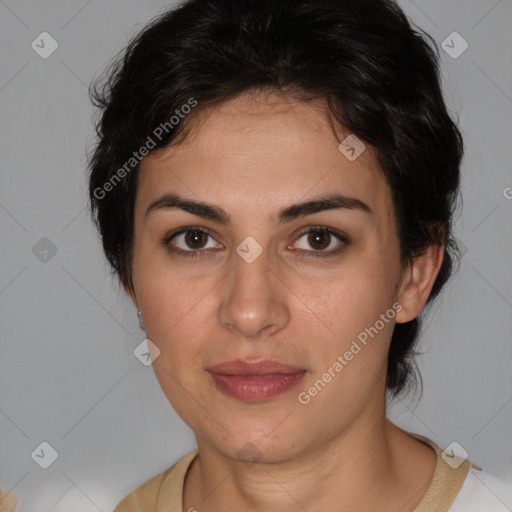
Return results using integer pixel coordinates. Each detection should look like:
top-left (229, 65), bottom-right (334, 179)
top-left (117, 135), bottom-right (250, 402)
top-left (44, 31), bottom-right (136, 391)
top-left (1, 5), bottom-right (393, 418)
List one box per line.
top-left (87, 0), bottom-right (463, 397)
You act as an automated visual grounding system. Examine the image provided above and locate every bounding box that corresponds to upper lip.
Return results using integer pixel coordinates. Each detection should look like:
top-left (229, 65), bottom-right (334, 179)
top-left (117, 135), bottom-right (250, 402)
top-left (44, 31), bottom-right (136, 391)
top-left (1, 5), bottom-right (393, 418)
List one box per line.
top-left (208, 359), bottom-right (304, 376)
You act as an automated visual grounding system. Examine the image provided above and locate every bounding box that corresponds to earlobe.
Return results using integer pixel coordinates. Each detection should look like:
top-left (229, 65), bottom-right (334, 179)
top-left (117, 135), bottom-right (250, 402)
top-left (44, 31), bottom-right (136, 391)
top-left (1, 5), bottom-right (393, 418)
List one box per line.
top-left (125, 283), bottom-right (145, 329)
top-left (395, 244), bottom-right (445, 324)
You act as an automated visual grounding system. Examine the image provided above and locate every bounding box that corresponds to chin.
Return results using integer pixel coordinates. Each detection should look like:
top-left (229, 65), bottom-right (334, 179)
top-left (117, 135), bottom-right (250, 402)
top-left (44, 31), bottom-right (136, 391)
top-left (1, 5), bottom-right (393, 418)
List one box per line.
top-left (202, 419), bottom-right (306, 464)
top-left (228, 438), bottom-right (302, 464)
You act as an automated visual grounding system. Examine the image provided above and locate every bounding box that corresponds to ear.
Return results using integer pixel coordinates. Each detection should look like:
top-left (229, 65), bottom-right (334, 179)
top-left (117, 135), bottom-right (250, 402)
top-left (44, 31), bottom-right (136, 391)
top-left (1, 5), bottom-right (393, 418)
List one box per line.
top-left (395, 243), bottom-right (445, 324)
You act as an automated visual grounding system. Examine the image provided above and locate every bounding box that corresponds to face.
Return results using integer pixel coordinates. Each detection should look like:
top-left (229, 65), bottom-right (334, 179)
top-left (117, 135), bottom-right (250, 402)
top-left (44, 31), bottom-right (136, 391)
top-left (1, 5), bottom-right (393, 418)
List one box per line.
top-left (130, 92), bottom-right (411, 463)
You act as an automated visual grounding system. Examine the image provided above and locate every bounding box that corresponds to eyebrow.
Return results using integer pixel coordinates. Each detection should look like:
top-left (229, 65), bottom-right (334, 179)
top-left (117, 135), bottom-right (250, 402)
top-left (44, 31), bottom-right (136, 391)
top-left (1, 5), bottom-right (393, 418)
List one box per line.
top-left (145, 192), bottom-right (373, 226)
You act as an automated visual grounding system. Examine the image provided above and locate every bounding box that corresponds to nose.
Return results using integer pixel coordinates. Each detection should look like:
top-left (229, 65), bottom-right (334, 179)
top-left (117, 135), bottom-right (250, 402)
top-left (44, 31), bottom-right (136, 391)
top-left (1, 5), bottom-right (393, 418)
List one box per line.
top-left (218, 246), bottom-right (290, 339)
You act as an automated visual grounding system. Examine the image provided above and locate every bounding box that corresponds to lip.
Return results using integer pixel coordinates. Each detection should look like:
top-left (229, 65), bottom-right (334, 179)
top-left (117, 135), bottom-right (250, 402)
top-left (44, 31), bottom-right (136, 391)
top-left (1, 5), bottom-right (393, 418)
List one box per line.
top-left (209, 359), bottom-right (304, 376)
top-left (207, 359), bottom-right (306, 402)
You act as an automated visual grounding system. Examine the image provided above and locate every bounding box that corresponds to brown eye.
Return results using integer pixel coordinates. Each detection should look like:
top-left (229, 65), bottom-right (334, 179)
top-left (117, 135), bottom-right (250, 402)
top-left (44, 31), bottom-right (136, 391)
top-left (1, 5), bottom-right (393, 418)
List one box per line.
top-left (164, 227), bottom-right (222, 258)
top-left (290, 226), bottom-right (349, 257)
top-left (184, 229), bottom-right (209, 249)
top-left (307, 229), bottom-right (331, 250)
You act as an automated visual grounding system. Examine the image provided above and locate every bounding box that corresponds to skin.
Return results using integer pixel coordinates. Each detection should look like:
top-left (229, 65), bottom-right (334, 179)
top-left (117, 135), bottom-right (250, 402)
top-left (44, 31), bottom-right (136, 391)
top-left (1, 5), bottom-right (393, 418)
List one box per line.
top-left (128, 91), bottom-right (443, 511)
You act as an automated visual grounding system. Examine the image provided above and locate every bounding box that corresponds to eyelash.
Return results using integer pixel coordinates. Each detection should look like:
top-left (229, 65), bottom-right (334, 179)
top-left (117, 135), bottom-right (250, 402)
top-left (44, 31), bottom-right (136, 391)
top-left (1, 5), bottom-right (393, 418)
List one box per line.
top-left (162, 226), bottom-right (349, 259)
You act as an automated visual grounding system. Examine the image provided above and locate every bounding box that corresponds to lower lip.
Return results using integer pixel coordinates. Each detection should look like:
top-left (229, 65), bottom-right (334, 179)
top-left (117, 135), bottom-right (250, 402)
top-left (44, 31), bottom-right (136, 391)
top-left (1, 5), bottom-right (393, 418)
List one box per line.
top-left (208, 371), bottom-right (306, 402)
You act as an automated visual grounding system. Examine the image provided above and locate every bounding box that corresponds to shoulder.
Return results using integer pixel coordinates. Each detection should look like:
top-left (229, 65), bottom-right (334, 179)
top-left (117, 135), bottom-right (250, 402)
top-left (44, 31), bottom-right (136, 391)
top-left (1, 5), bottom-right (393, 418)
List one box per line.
top-left (0, 490), bottom-right (20, 512)
top-left (113, 448), bottom-right (199, 512)
top-left (449, 469), bottom-right (512, 511)
top-left (113, 469), bottom-right (169, 512)
top-left (406, 432), bottom-right (510, 512)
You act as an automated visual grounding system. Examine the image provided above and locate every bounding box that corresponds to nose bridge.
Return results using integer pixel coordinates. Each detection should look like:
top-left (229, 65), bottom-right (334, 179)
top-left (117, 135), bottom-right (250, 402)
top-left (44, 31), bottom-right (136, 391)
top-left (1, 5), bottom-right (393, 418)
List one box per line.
top-left (218, 243), bottom-right (289, 338)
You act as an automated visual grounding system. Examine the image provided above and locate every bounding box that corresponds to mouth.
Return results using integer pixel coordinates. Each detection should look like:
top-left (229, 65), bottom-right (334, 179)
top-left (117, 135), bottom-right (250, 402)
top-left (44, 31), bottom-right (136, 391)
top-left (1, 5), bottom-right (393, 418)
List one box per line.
top-left (207, 359), bottom-right (306, 402)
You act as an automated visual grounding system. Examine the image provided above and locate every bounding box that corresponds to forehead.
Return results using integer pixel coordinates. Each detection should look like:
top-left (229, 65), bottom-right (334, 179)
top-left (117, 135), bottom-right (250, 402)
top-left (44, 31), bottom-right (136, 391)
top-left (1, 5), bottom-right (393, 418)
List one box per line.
top-left (137, 92), bottom-right (392, 222)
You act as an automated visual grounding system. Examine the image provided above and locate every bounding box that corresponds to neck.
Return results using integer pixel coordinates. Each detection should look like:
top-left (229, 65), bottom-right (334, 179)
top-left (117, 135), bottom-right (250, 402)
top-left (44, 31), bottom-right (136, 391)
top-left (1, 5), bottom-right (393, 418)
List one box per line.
top-left (183, 391), bottom-right (436, 511)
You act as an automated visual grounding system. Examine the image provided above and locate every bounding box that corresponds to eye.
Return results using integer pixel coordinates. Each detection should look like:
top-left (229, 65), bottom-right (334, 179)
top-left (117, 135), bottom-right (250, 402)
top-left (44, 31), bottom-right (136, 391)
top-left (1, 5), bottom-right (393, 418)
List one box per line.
top-left (289, 226), bottom-right (349, 257)
top-left (163, 227), bottom-right (222, 258)
top-left (162, 225), bottom-right (349, 260)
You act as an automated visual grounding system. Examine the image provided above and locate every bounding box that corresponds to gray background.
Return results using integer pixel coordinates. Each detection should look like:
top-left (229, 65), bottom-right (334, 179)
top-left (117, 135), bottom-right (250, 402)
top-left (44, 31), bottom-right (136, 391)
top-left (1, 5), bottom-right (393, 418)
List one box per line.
top-left (1, 0), bottom-right (511, 510)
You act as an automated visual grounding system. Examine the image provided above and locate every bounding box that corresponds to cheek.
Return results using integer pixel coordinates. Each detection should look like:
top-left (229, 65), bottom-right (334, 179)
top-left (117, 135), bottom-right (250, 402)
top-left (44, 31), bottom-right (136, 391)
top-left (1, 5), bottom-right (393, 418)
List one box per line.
top-left (138, 277), bottom-right (205, 355)
top-left (131, 248), bottom-right (200, 356)
top-left (295, 275), bottom-right (397, 423)
top-left (292, 258), bottom-right (400, 400)
top-left (136, 274), bottom-right (210, 417)
top-left (301, 257), bottom-right (398, 335)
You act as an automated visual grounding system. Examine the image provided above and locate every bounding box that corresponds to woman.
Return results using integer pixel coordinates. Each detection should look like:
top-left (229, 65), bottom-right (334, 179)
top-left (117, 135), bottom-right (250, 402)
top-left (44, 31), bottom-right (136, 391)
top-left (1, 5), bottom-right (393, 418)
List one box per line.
top-left (86, 0), bottom-right (511, 510)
